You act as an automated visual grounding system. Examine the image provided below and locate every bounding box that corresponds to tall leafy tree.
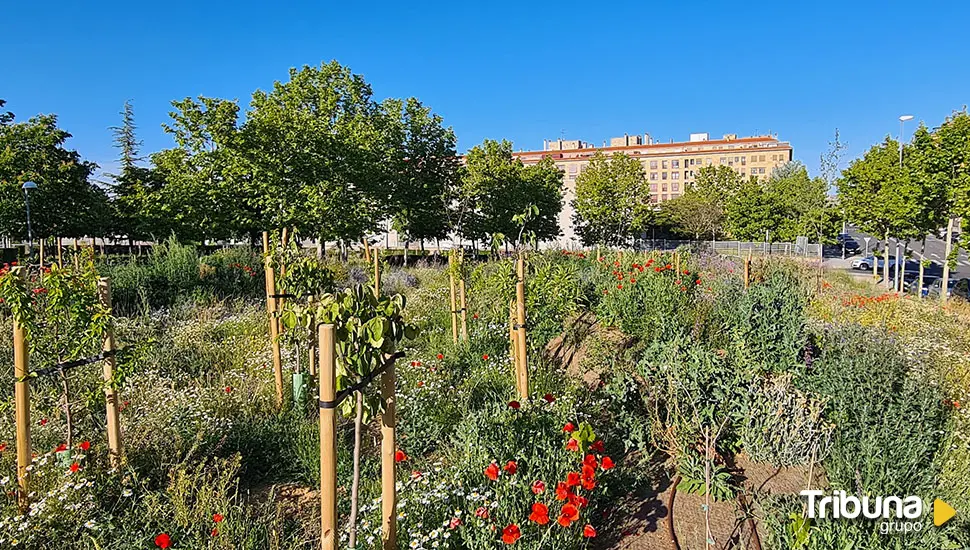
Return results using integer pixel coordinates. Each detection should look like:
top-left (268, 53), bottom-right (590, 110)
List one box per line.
top-left (665, 165), bottom-right (739, 240)
top-left (838, 137), bottom-right (925, 283)
top-left (381, 97), bottom-right (459, 249)
top-left (150, 97), bottom-right (250, 241)
top-left (243, 61), bottom-right (386, 245)
top-left (571, 152), bottom-right (653, 246)
top-left (0, 101), bottom-right (108, 240)
top-left (460, 139), bottom-right (562, 247)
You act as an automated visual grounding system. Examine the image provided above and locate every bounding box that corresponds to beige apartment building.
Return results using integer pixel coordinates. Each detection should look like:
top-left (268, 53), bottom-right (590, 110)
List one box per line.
top-left (513, 132), bottom-right (794, 246)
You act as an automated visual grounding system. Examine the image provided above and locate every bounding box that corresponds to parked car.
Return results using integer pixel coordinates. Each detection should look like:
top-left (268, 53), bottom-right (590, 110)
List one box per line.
top-left (842, 239), bottom-right (860, 253)
top-left (926, 278), bottom-right (970, 300)
top-left (906, 275), bottom-right (939, 295)
top-left (851, 256), bottom-right (898, 271)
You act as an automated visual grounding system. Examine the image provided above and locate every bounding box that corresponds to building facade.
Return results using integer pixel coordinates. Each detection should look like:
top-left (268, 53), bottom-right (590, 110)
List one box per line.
top-left (515, 133), bottom-right (794, 246)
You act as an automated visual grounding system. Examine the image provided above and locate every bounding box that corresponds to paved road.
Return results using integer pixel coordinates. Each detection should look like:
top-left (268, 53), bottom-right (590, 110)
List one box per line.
top-left (837, 225), bottom-right (969, 279)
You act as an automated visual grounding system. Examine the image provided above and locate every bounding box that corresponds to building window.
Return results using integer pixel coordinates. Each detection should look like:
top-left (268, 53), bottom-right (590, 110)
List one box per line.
top-left (684, 170), bottom-right (689, 179)
top-left (662, 172), bottom-right (668, 180)
top-left (672, 160), bottom-right (680, 169)
top-left (706, 158), bottom-right (713, 165)
top-left (719, 157), bottom-right (727, 164)
top-left (672, 172), bottom-right (679, 180)
top-left (650, 160), bottom-right (658, 169)
top-left (662, 160), bottom-right (668, 169)
top-left (759, 167), bottom-right (766, 174)
top-left (662, 183), bottom-right (668, 192)
top-left (650, 183), bottom-right (658, 192)
top-left (689, 158), bottom-right (695, 166)
top-left (740, 156), bottom-right (746, 165)
top-left (568, 164), bottom-right (577, 173)
top-left (650, 195), bottom-right (659, 203)
top-left (759, 155), bottom-right (766, 162)
top-left (651, 172), bottom-right (659, 180)
top-left (672, 182), bottom-right (679, 192)
top-left (771, 154), bottom-right (777, 161)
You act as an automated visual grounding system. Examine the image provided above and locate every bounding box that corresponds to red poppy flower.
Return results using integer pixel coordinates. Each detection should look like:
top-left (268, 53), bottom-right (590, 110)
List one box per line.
top-left (211, 528), bottom-right (219, 537)
top-left (395, 449), bottom-right (408, 463)
top-left (696, 279), bottom-right (702, 285)
top-left (566, 471), bottom-right (581, 487)
top-left (502, 524), bottom-right (521, 544)
top-left (665, 264), bottom-right (672, 269)
top-left (417, 381), bottom-right (425, 388)
top-left (154, 533), bottom-right (171, 548)
top-left (503, 460), bottom-right (518, 474)
top-left (558, 503), bottom-right (580, 527)
top-left (473, 313), bottom-right (479, 319)
top-left (590, 440), bottom-right (605, 453)
top-left (581, 465), bottom-right (597, 490)
top-left (449, 517), bottom-right (462, 529)
top-left (603, 289), bottom-right (608, 295)
top-left (563, 422), bottom-right (576, 433)
top-left (225, 386), bottom-right (232, 394)
top-left (475, 506), bottom-right (489, 519)
top-left (485, 463), bottom-right (500, 481)
top-left (680, 286), bottom-right (687, 291)
top-left (584, 524), bottom-right (597, 538)
top-left (532, 480), bottom-right (546, 494)
top-left (556, 481), bottom-right (572, 500)
top-left (69, 462), bottom-right (80, 473)
top-left (0, 443), bottom-right (6, 452)
top-left (583, 454), bottom-right (597, 468)
top-left (601, 456), bottom-right (615, 470)
top-left (40, 418), bottom-right (49, 426)
top-left (436, 353), bottom-right (444, 360)
top-left (508, 400), bottom-right (520, 409)
top-left (79, 441), bottom-right (91, 451)
top-left (529, 502), bottom-right (550, 525)
top-left (568, 493), bottom-right (588, 508)
top-left (654, 267), bottom-right (661, 272)
top-left (213, 513), bottom-right (224, 523)
top-left (565, 439), bottom-right (579, 452)
top-left (482, 354), bottom-right (489, 361)
top-left (543, 393), bottom-right (555, 403)
top-left (55, 443), bottom-right (67, 453)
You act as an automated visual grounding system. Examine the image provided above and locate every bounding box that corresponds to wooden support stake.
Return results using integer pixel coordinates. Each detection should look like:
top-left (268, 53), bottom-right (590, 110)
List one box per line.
top-left (458, 251), bottom-right (468, 341)
top-left (73, 240), bottom-right (79, 269)
top-left (744, 250), bottom-right (752, 289)
top-left (448, 252), bottom-right (459, 344)
top-left (57, 237), bottom-right (63, 268)
top-left (98, 278), bottom-right (123, 467)
top-left (509, 299), bottom-right (517, 367)
top-left (262, 231), bottom-right (270, 255)
top-left (264, 254), bottom-right (284, 406)
top-left (12, 267), bottom-right (31, 513)
top-left (319, 324), bottom-right (337, 550)
top-left (374, 247), bottom-right (381, 298)
top-left (514, 253), bottom-right (528, 399)
top-left (308, 337), bottom-right (318, 377)
top-left (380, 354), bottom-right (398, 549)
top-left (39, 239), bottom-right (45, 268)
top-left (674, 251), bottom-right (680, 274)
top-left (364, 239), bottom-right (372, 263)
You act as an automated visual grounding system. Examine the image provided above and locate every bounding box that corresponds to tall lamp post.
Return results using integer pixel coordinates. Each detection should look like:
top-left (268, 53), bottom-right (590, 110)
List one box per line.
top-left (22, 181), bottom-right (37, 255)
top-left (895, 115), bottom-right (914, 290)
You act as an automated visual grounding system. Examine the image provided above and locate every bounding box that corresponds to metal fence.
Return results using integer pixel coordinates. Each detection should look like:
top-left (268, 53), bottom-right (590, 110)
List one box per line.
top-left (630, 239), bottom-right (822, 258)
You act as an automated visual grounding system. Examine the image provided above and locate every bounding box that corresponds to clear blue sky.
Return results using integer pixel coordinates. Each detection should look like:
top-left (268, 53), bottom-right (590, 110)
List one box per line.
top-left (2, 0), bottom-right (968, 179)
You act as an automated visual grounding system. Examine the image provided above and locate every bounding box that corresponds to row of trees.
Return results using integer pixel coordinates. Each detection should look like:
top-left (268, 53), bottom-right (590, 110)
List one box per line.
top-left (838, 110), bottom-right (970, 271)
top-left (1, 62), bottom-right (565, 250)
top-left (571, 152), bottom-right (837, 247)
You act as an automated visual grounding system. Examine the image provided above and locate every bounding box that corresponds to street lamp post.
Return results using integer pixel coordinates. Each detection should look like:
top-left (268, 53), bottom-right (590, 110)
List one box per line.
top-left (899, 115), bottom-right (913, 168)
top-left (22, 181), bottom-right (37, 255)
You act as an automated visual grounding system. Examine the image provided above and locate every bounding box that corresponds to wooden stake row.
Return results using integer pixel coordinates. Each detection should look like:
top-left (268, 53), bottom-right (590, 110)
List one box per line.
top-left (12, 270), bottom-right (123, 513)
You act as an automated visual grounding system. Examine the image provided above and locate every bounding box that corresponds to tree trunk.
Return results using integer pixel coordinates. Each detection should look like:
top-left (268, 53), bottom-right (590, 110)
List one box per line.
top-left (883, 231), bottom-right (891, 289)
top-left (348, 391), bottom-right (364, 548)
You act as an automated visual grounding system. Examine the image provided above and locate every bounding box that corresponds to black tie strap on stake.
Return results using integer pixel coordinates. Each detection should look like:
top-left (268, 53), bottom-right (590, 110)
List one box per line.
top-left (32, 349), bottom-right (121, 378)
top-left (513, 323), bottom-right (527, 330)
top-left (318, 351), bottom-right (406, 410)
top-left (268, 293), bottom-right (298, 299)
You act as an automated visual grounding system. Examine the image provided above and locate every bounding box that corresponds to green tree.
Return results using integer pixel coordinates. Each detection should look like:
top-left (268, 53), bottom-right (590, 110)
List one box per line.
top-left (571, 152), bottom-right (653, 246)
top-left (150, 97), bottom-right (250, 241)
top-left (665, 165), bottom-right (739, 240)
top-left (381, 97), bottom-right (459, 250)
top-left (724, 177), bottom-right (780, 241)
top-left (242, 61), bottom-right (386, 246)
top-left (460, 139), bottom-right (563, 247)
top-left (838, 137), bottom-right (925, 284)
top-left (0, 101), bottom-right (108, 240)
top-left (108, 100), bottom-right (165, 243)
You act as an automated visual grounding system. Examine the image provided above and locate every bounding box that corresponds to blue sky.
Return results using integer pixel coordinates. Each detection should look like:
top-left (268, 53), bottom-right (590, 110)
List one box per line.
top-left (2, 0), bottom-right (968, 179)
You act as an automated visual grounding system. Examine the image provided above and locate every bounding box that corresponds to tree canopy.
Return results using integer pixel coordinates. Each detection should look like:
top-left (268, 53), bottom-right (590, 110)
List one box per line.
top-left (571, 152), bottom-right (653, 246)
